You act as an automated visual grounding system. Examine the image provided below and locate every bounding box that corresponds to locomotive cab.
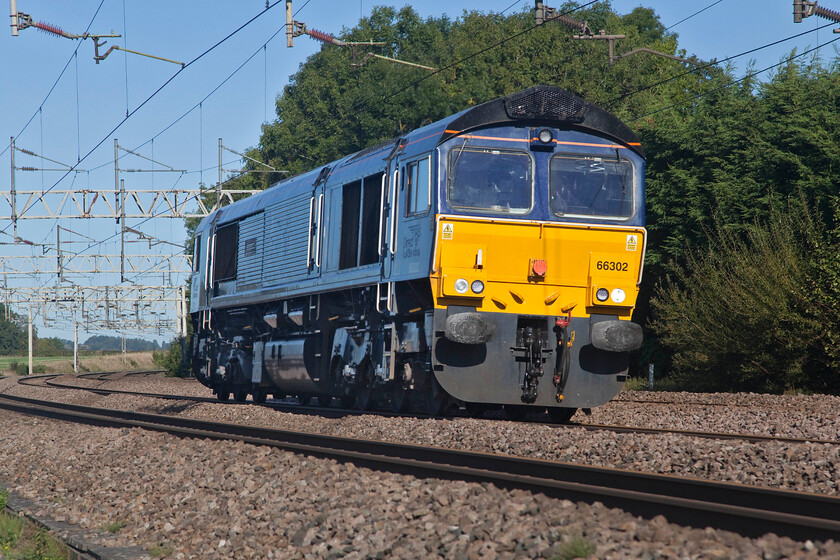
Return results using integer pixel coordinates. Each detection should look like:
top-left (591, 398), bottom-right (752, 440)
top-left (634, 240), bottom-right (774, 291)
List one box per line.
top-left (430, 118), bottom-right (645, 411)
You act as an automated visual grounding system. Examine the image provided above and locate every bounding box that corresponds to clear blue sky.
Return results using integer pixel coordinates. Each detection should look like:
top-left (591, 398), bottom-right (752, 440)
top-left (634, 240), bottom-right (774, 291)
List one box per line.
top-left (0, 0), bottom-right (836, 343)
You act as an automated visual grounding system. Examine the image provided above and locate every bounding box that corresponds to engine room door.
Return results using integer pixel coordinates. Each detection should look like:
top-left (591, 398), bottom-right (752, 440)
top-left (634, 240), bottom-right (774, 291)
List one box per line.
top-left (381, 162), bottom-right (399, 281)
top-left (308, 184), bottom-right (325, 278)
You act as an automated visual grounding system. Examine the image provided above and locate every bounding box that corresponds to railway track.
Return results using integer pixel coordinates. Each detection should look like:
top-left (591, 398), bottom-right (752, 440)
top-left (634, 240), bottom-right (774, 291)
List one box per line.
top-left (1, 390), bottom-right (839, 543)
top-left (16, 372), bottom-right (840, 447)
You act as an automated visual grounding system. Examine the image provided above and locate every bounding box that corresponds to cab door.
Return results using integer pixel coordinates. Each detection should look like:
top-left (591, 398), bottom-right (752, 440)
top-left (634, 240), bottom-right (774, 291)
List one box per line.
top-left (393, 154), bottom-right (433, 278)
top-left (381, 160), bottom-right (399, 281)
top-left (189, 233), bottom-right (206, 313)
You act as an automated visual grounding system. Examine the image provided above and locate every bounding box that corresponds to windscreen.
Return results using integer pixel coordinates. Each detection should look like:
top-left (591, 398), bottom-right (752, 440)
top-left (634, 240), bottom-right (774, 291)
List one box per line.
top-left (447, 147), bottom-right (532, 214)
top-left (550, 155), bottom-right (634, 219)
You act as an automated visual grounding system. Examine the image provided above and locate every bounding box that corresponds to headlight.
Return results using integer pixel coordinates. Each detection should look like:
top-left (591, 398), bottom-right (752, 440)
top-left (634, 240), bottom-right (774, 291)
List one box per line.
top-left (471, 280), bottom-right (485, 294)
top-left (538, 128), bottom-right (554, 144)
top-left (454, 278), bottom-right (469, 294)
top-left (595, 288), bottom-right (609, 302)
top-left (610, 288), bottom-right (626, 303)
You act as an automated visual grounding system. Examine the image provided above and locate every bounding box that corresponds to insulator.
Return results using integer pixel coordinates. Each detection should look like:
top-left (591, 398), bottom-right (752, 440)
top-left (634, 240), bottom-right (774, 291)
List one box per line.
top-left (20, 166), bottom-right (36, 172)
top-left (34, 21), bottom-right (66, 38)
top-left (307, 27), bottom-right (338, 45)
top-left (19, 148), bottom-right (37, 157)
top-left (814, 4), bottom-right (840, 22)
top-left (553, 13), bottom-right (586, 33)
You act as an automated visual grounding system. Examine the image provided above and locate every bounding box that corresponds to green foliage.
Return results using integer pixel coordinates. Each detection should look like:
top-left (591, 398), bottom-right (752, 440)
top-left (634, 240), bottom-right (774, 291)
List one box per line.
top-left (1, 505), bottom-right (68, 560)
top-left (151, 542), bottom-right (174, 558)
top-left (7, 362), bottom-right (47, 376)
top-left (0, 304), bottom-right (26, 356)
top-left (803, 200), bottom-right (840, 381)
top-left (650, 201), bottom-right (840, 393)
top-left (0, 512), bottom-right (23, 552)
top-left (33, 338), bottom-right (69, 357)
top-left (16, 528), bottom-right (68, 560)
top-left (181, 2), bottom-right (840, 392)
top-left (641, 56), bottom-right (840, 387)
top-left (640, 56), bottom-right (840, 280)
top-left (154, 337), bottom-right (185, 377)
top-left (82, 336), bottom-right (161, 352)
top-left (252, 3), bottom-right (706, 181)
top-left (553, 534), bottom-right (596, 560)
top-left (102, 520), bottom-right (126, 534)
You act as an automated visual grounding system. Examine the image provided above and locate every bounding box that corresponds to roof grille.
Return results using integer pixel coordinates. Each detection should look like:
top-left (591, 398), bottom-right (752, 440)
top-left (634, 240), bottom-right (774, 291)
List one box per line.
top-left (504, 88), bottom-right (588, 123)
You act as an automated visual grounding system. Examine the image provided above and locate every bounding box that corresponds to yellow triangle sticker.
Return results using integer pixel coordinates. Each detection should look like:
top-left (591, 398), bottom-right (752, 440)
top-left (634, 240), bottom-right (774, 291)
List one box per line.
top-left (442, 223), bottom-right (454, 240)
top-left (626, 234), bottom-right (638, 251)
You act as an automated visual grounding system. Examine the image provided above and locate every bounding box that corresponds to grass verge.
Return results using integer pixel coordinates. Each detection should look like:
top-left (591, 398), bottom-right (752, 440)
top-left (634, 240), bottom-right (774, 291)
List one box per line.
top-left (0, 490), bottom-right (70, 560)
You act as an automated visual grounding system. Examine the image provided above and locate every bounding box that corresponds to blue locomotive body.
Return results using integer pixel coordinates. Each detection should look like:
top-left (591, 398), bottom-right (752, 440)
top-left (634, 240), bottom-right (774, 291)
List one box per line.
top-left (189, 85), bottom-right (647, 419)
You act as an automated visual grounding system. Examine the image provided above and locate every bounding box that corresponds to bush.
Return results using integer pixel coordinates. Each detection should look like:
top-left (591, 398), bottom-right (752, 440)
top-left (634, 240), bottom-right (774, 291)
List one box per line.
top-left (650, 200), bottom-right (839, 393)
top-left (153, 338), bottom-right (185, 377)
top-left (7, 362), bottom-right (46, 376)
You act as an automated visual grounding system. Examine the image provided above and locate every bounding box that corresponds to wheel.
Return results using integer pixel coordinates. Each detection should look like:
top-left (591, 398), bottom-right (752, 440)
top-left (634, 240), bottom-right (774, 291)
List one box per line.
top-left (296, 394), bottom-right (312, 406)
top-left (503, 404), bottom-right (528, 420)
top-left (355, 361), bottom-right (376, 411)
top-left (355, 386), bottom-right (374, 411)
top-left (317, 395), bottom-right (333, 407)
top-left (464, 402), bottom-right (486, 418)
top-left (252, 388), bottom-right (267, 404)
top-left (547, 407), bottom-right (577, 423)
top-left (216, 387), bottom-right (230, 402)
top-left (233, 385), bottom-right (248, 402)
top-left (389, 382), bottom-right (410, 413)
top-left (339, 395), bottom-right (355, 408)
top-left (423, 372), bottom-right (451, 416)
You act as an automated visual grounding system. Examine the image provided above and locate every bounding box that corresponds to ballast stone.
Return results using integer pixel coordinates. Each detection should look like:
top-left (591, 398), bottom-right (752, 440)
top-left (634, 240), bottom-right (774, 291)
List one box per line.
top-left (445, 312), bottom-right (496, 345)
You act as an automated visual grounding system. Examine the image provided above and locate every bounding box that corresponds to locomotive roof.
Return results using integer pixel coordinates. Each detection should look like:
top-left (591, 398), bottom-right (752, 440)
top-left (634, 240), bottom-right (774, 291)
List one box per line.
top-left (200, 85), bottom-right (642, 228)
top-left (437, 85), bottom-right (644, 158)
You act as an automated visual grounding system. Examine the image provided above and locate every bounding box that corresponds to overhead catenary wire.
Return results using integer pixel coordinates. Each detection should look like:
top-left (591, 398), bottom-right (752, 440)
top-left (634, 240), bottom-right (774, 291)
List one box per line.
top-left (379, 1), bottom-right (599, 105)
top-left (2, 0), bottom-right (298, 234)
top-left (627, 35), bottom-right (840, 124)
top-left (605, 19), bottom-right (840, 109)
top-left (9, 1), bottom-right (836, 334)
top-left (0, 0), bottom-right (107, 161)
top-left (664, 0), bottom-right (726, 32)
top-left (84, 0), bottom-right (313, 175)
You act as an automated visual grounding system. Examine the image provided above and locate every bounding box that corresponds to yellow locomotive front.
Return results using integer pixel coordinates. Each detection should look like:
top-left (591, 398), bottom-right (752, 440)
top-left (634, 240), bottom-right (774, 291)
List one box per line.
top-left (428, 115), bottom-right (646, 416)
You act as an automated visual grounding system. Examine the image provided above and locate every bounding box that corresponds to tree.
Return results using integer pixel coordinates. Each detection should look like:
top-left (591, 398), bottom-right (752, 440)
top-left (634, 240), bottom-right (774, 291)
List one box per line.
top-left (253, 3), bottom-right (710, 180)
top-left (0, 304), bottom-right (26, 355)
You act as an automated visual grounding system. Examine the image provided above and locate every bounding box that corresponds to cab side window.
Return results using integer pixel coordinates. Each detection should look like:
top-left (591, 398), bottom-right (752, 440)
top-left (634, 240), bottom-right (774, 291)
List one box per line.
top-left (193, 234), bottom-right (202, 272)
top-left (405, 156), bottom-right (430, 216)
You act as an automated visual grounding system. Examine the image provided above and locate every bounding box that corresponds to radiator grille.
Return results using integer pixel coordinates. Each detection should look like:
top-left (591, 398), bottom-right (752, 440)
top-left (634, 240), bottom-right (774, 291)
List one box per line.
top-left (505, 88), bottom-right (588, 122)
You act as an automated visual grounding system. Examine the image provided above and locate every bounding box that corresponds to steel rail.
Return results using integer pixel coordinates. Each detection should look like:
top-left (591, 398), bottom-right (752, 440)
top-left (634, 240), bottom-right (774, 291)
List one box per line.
top-left (1, 392), bottom-right (840, 542)
top-left (612, 396), bottom-right (814, 409)
top-left (569, 421), bottom-right (840, 446)
top-left (24, 374), bottom-right (840, 447)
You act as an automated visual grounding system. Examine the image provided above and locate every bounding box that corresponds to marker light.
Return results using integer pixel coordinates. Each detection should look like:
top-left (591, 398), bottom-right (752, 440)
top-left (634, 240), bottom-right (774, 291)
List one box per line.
top-left (471, 280), bottom-right (485, 294)
top-left (454, 278), bottom-right (469, 294)
top-left (595, 288), bottom-right (609, 302)
top-left (611, 288), bottom-right (626, 303)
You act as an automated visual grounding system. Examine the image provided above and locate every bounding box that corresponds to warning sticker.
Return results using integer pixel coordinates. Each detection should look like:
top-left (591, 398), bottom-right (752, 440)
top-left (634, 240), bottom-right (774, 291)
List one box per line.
top-left (442, 223), bottom-right (454, 240)
top-left (626, 234), bottom-right (638, 251)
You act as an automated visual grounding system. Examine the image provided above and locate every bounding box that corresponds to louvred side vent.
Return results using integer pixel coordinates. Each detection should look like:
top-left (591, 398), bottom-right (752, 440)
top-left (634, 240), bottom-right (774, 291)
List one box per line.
top-left (504, 87), bottom-right (588, 123)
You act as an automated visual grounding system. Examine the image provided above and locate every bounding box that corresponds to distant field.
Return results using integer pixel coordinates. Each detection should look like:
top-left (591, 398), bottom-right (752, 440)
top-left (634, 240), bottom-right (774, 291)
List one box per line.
top-left (0, 356), bottom-right (69, 368)
top-left (0, 351), bottom-right (159, 374)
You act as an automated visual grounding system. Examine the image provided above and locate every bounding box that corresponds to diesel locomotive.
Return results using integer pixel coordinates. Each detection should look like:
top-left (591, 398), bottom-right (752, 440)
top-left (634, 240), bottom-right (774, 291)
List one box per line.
top-left (189, 85), bottom-right (646, 420)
